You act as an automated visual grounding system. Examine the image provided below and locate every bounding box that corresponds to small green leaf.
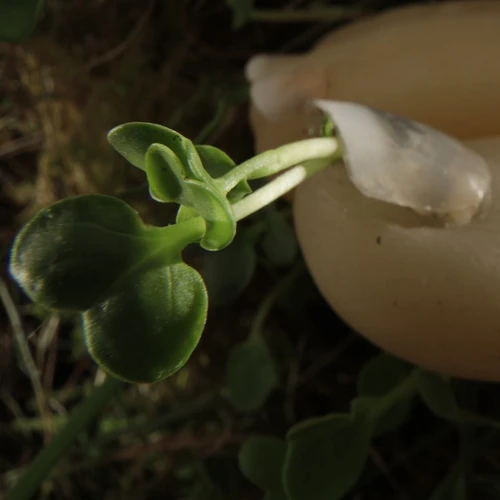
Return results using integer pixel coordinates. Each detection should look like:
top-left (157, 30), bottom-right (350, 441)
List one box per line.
top-left (261, 208), bottom-right (298, 267)
top-left (108, 123), bottom-right (213, 187)
top-left (196, 145), bottom-right (251, 202)
top-left (239, 436), bottom-right (287, 498)
top-left (108, 122), bottom-right (197, 175)
top-left (227, 338), bottom-right (278, 412)
top-left (226, 0), bottom-right (253, 29)
top-left (145, 143), bottom-right (185, 203)
top-left (414, 370), bottom-right (460, 420)
top-left (0, 0), bottom-right (42, 41)
top-left (429, 470), bottom-right (466, 500)
top-left (201, 235), bottom-right (256, 307)
top-left (284, 414), bottom-right (370, 500)
top-left (83, 262), bottom-right (208, 383)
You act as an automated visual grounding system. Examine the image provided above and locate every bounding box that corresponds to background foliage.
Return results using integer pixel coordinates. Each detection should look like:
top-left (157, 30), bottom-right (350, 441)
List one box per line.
top-left (2, 0), bottom-right (500, 499)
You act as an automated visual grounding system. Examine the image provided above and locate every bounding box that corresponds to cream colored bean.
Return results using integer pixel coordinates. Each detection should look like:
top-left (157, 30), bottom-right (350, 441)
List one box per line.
top-left (246, 1), bottom-right (500, 380)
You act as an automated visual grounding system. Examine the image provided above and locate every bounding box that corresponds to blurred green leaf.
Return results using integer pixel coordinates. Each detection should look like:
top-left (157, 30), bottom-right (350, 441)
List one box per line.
top-left (415, 370), bottom-right (460, 421)
top-left (226, 0), bottom-right (253, 29)
top-left (284, 414), bottom-right (369, 500)
top-left (239, 436), bottom-right (287, 498)
top-left (429, 470), bottom-right (466, 500)
top-left (201, 234), bottom-right (256, 307)
top-left (261, 208), bottom-right (298, 267)
top-left (0, 0), bottom-right (42, 41)
top-left (227, 337), bottom-right (278, 412)
top-left (352, 354), bottom-right (413, 436)
top-left (357, 353), bottom-right (410, 395)
top-left (351, 394), bottom-right (410, 438)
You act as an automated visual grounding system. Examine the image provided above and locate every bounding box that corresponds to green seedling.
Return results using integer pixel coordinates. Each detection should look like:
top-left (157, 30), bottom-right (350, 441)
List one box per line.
top-left (10, 121), bottom-right (340, 384)
top-left (8, 114), bottom-right (500, 500)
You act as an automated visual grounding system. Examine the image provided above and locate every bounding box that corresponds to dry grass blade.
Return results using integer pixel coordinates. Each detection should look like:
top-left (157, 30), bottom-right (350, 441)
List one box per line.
top-left (0, 279), bottom-right (53, 440)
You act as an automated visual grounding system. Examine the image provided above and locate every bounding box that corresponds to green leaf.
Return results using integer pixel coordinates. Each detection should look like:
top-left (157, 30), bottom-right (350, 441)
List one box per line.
top-left (108, 123), bottom-right (213, 188)
top-left (429, 470), bottom-right (466, 500)
top-left (261, 208), bottom-right (298, 267)
top-left (83, 262), bottom-right (208, 383)
top-left (226, 0), bottom-right (253, 29)
top-left (352, 354), bottom-right (413, 436)
top-left (0, 0), bottom-right (42, 41)
top-left (284, 414), bottom-right (369, 500)
top-left (227, 338), bottom-right (278, 412)
top-left (145, 143), bottom-right (185, 203)
top-left (239, 436), bottom-right (287, 498)
top-left (9, 195), bottom-right (152, 311)
top-left (201, 235), bottom-right (256, 307)
top-left (107, 123), bottom-right (198, 176)
top-left (10, 194), bottom-right (209, 383)
top-left (357, 353), bottom-right (410, 396)
top-left (414, 370), bottom-right (460, 420)
top-left (196, 145), bottom-right (251, 202)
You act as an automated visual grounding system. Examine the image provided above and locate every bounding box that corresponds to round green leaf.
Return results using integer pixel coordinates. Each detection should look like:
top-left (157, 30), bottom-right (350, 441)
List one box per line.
top-left (284, 414), bottom-right (369, 500)
top-left (227, 338), bottom-right (278, 412)
top-left (414, 370), bottom-right (460, 421)
top-left (9, 195), bottom-right (151, 311)
top-left (83, 262), bottom-right (208, 383)
top-left (238, 436), bottom-right (287, 494)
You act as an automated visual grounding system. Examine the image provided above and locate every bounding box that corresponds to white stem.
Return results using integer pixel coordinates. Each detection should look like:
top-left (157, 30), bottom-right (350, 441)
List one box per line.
top-left (231, 158), bottom-right (333, 221)
top-left (218, 137), bottom-right (339, 193)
